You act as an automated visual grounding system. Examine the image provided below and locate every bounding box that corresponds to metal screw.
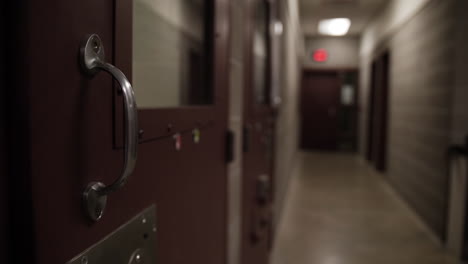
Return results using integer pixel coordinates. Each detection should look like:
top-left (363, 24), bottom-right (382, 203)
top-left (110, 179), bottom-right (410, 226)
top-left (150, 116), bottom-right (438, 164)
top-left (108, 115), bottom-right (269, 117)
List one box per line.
top-left (92, 38), bottom-right (100, 53)
top-left (81, 256), bottom-right (88, 264)
top-left (152, 226), bottom-right (157, 232)
top-left (142, 217), bottom-right (147, 224)
top-left (130, 249), bottom-right (144, 264)
top-left (135, 254), bottom-right (142, 263)
top-left (138, 129), bottom-right (144, 139)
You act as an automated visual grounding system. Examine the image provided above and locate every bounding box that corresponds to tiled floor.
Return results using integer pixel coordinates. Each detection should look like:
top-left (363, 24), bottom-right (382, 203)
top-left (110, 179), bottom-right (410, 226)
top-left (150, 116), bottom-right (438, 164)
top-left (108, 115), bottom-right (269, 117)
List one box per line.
top-left (271, 152), bottom-right (458, 264)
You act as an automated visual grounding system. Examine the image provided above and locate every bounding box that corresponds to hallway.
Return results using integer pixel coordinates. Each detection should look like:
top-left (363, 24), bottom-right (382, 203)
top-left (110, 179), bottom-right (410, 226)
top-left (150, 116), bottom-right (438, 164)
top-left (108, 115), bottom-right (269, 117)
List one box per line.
top-left (272, 152), bottom-right (457, 264)
top-left (5, 0), bottom-right (468, 263)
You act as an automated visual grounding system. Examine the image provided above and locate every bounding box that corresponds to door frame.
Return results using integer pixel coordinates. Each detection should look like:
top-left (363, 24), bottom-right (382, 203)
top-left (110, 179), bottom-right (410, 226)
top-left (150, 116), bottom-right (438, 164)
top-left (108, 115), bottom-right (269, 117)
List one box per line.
top-left (0, 6), bottom-right (7, 262)
top-left (4, 0), bottom-right (35, 262)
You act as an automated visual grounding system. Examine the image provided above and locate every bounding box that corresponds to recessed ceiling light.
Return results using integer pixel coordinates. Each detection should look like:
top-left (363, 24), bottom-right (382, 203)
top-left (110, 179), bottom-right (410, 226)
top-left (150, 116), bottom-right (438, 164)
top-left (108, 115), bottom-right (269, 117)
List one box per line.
top-left (273, 21), bottom-right (283, 35)
top-left (318, 18), bottom-right (351, 36)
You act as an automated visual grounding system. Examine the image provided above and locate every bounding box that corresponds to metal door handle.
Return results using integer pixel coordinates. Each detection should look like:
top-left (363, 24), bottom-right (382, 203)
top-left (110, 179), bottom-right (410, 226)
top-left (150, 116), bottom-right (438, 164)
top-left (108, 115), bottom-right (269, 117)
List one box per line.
top-left (80, 34), bottom-right (138, 221)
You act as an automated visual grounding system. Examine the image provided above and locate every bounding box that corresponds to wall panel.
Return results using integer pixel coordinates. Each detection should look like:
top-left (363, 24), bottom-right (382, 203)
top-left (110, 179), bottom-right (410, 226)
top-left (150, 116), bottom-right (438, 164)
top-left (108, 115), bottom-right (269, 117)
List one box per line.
top-left (360, 0), bottom-right (456, 238)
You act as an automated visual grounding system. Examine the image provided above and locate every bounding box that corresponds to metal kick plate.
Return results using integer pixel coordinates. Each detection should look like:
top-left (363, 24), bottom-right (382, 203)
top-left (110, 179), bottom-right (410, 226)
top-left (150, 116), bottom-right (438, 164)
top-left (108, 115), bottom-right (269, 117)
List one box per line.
top-left (67, 205), bottom-right (157, 264)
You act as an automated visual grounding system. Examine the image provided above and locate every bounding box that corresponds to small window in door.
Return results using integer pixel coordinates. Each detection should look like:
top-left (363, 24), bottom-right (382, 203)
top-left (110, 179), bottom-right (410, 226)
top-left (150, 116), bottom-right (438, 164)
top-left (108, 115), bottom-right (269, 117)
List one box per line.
top-left (133, 0), bottom-right (213, 108)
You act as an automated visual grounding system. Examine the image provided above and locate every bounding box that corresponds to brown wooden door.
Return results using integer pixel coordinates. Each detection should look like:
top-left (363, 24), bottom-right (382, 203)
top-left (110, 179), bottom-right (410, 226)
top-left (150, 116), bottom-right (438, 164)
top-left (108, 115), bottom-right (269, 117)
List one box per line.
top-left (241, 0), bottom-right (276, 263)
top-left (7, 0), bottom-right (229, 264)
top-left (300, 71), bottom-right (341, 150)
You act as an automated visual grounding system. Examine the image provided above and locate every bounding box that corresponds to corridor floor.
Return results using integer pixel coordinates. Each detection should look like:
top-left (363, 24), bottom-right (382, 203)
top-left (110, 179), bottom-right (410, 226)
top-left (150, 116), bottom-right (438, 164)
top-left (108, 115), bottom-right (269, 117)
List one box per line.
top-left (271, 152), bottom-right (457, 264)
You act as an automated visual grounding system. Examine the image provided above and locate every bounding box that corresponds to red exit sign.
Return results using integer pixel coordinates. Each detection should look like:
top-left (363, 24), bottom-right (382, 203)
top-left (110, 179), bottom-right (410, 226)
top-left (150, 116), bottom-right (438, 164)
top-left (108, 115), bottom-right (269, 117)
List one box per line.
top-left (313, 49), bottom-right (328, 62)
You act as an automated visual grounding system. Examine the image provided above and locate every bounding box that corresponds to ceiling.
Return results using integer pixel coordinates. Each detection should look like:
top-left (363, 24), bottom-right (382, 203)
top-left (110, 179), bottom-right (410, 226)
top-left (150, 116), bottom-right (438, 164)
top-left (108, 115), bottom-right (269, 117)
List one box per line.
top-left (300, 0), bottom-right (389, 37)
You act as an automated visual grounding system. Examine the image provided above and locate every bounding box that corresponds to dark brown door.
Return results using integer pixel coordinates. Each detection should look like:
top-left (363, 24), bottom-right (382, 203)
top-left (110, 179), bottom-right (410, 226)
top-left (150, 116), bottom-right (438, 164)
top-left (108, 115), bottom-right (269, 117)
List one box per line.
top-left (7, 0), bottom-right (229, 264)
top-left (366, 61), bottom-right (378, 161)
top-left (241, 0), bottom-right (276, 264)
top-left (367, 52), bottom-right (390, 171)
top-left (300, 71), bottom-right (341, 150)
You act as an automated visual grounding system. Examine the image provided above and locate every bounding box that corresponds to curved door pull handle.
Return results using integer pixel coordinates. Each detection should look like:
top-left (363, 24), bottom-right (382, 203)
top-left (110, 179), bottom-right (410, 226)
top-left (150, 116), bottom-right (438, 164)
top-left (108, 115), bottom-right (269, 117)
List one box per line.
top-left (80, 34), bottom-right (138, 221)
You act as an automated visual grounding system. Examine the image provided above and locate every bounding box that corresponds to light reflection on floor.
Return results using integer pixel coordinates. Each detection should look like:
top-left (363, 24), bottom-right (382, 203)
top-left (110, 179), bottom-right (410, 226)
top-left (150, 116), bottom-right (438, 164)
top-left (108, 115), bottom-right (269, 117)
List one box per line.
top-left (271, 152), bottom-right (457, 264)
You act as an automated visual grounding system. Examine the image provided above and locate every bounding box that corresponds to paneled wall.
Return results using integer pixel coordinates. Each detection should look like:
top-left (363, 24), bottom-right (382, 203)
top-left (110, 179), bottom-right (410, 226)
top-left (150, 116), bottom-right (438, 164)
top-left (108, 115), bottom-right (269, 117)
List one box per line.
top-left (360, 0), bottom-right (431, 57)
top-left (304, 37), bottom-right (360, 69)
top-left (273, 0), bottom-right (304, 230)
top-left (360, 0), bottom-right (456, 238)
top-left (450, 0), bottom-right (468, 144)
